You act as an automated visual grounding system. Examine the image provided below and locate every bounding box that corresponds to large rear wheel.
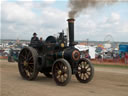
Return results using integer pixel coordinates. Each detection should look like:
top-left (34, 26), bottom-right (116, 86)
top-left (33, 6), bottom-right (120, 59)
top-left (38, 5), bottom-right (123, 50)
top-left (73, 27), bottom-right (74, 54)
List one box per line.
top-left (75, 58), bottom-right (94, 83)
top-left (18, 47), bottom-right (39, 80)
top-left (52, 59), bottom-right (72, 86)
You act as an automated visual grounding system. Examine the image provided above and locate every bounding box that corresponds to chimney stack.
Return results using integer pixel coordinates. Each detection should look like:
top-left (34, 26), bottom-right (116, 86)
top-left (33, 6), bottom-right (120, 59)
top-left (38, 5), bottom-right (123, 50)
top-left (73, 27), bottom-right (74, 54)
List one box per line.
top-left (67, 19), bottom-right (75, 46)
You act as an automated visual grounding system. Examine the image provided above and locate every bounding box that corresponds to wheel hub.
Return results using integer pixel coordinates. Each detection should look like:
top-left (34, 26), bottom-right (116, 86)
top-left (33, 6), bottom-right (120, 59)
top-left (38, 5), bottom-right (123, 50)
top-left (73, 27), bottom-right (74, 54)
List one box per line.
top-left (81, 68), bottom-right (87, 73)
top-left (24, 61), bottom-right (28, 66)
top-left (58, 70), bottom-right (62, 75)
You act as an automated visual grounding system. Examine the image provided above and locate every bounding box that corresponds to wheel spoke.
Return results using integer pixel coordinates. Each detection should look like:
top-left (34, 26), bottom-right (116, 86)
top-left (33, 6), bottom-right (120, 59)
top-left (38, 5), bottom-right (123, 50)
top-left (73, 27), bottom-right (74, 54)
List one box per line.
top-left (28, 63), bottom-right (34, 64)
top-left (27, 51), bottom-right (31, 60)
top-left (55, 65), bottom-right (59, 71)
top-left (58, 62), bottom-right (63, 70)
top-left (87, 68), bottom-right (91, 72)
top-left (25, 49), bottom-right (28, 56)
top-left (83, 74), bottom-right (87, 80)
top-left (20, 55), bottom-right (26, 60)
top-left (82, 73), bottom-right (84, 80)
top-left (63, 66), bottom-right (68, 73)
top-left (56, 74), bottom-right (61, 79)
top-left (28, 66), bottom-right (33, 71)
top-left (85, 73), bottom-right (89, 79)
top-left (27, 56), bottom-right (33, 62)
top-left (20, 57), bottom-right (25, 63)
top-left (63, 74), bottom-right (67, 80)
top-left (25, 70), bottom-right (30, 77)
top-left (87, 72), bottom-right (91, 76)
top-left (58, 75), bottom-right (62, 82)
top-left (85, 64), bottom-right (89, 69)
top-left (80, 73), bottom-right (82, 79)
top-left (23, 50), bottom-right (27, 60)
top-left (59, 75), bottom-right (62, 82)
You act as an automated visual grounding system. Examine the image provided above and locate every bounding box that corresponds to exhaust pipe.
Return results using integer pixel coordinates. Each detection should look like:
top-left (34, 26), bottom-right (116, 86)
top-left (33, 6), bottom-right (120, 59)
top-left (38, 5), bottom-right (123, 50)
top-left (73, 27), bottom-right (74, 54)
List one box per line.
top-left (67, 19), bottom-right (75, 46)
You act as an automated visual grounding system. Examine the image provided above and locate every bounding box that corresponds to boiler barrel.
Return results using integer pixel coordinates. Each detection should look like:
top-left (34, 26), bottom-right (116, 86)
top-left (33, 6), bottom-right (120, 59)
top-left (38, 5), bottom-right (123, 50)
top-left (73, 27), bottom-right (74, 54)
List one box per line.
top-left (54, 48), bottom-right (80, 61)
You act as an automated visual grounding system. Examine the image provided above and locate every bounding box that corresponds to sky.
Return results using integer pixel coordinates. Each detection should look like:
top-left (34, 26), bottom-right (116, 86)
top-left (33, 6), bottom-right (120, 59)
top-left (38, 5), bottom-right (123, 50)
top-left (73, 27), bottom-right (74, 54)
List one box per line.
top-left (0, 0), bottom-right (128, 42)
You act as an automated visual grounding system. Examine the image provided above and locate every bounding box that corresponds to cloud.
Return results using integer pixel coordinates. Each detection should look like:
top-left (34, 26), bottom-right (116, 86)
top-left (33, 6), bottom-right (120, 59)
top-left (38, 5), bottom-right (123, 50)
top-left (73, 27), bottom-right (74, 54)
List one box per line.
top-left (2, 2), bottom-right (36, 23)
top-left (18, 0), bottom-right (33, 1)
top-left (72, 10), bottom-right (127, 41)
top-left (112, 12), bottom-right (120, 21)
top-left (37, 6), bottom-right (68, 38)
top-left (1, 1), bottom-right (68, 40)
top-left (1, 2), bottom-right (39, 39)
top-left (43, 0), bottom-right (56, 4)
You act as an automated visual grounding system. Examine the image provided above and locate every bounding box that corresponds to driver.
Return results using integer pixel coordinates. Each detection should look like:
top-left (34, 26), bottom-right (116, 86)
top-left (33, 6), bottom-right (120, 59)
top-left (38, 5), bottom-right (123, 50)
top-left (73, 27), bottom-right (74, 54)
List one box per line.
top-left (30, 32), bottom-right (39, 44)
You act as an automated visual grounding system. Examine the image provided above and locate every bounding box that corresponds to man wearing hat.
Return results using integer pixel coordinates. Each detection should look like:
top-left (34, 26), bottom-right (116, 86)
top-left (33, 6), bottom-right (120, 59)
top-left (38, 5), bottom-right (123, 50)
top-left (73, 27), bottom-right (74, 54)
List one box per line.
top-left (30, 32), bottom-right (39, 44)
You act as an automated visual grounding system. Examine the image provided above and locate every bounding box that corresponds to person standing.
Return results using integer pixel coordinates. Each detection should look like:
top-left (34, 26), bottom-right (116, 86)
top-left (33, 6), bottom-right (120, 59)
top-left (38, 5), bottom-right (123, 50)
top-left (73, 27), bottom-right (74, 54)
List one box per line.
top-left (125, 52), bottom-right (128, 64)
top-left (40, 37), bottom-right (43, 42)
top-left (97, 53), bottom-right (103, 63)
top-left (85, 50), bottom-right (91, 59)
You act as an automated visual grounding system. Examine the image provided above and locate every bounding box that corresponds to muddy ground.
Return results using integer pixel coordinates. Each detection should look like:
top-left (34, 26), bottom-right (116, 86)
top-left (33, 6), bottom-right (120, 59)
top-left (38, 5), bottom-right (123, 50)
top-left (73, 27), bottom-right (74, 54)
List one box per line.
top-left (0, 60), bottom-right (128, 96)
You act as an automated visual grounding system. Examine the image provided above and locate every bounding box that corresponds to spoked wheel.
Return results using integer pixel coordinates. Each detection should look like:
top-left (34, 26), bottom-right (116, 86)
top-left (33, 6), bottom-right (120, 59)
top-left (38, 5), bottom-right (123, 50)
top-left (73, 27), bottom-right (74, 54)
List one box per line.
top-left (44, 72), bottom-right (52, 78)
top-left (52, 59), bottom-right (72, 86)
top-left (18, 47), bottom-right (39, 80)
top-left (75, 58), bottom-right (94, 83)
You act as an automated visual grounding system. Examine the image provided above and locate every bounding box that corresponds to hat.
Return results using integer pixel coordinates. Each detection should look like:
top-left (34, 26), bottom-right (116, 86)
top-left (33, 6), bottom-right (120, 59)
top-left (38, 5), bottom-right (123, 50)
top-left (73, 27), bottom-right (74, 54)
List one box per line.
top-left (33, 32), bottom-right (37, 35)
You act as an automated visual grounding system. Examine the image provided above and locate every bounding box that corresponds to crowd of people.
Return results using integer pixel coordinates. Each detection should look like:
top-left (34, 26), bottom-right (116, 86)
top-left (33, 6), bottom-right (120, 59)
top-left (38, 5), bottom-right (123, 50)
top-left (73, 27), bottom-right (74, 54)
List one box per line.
top-left (96, 51), bottom-right (128, 64)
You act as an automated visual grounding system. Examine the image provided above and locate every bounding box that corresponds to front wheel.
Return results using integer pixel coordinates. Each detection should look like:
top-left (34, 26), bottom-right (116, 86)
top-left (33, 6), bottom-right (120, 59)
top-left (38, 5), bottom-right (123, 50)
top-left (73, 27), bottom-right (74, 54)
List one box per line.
top-left (75, 58), bottom-right (94, 83)
top-left (52, 59), bottom-right (72, 86)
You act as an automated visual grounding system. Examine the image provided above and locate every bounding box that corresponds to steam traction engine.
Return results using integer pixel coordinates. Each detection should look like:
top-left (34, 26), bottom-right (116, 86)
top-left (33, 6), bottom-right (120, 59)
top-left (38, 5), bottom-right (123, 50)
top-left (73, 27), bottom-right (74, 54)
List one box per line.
top-left (18, 19), bottom-right (94, 86)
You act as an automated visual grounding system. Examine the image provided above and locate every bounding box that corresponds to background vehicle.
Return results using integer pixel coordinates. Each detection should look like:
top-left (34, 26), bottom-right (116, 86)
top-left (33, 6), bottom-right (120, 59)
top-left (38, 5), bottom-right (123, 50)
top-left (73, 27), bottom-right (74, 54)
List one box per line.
top-left (8, 48), bottom-right (20, 62)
